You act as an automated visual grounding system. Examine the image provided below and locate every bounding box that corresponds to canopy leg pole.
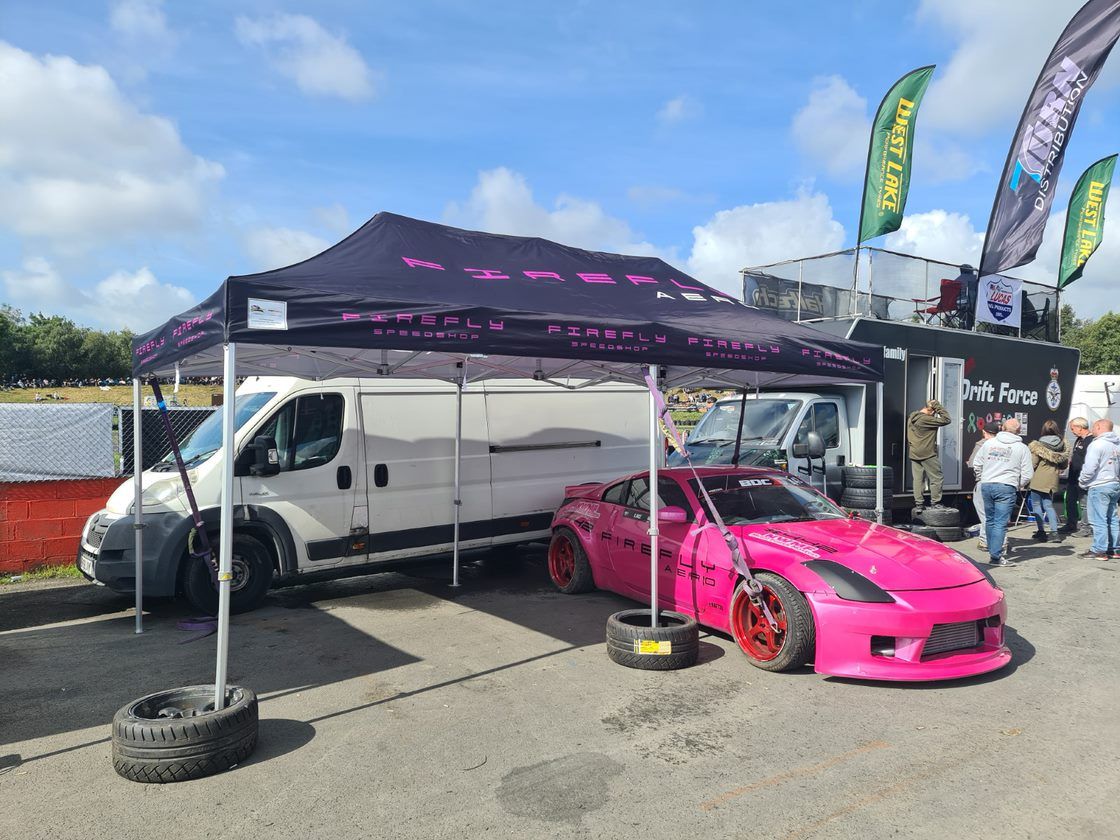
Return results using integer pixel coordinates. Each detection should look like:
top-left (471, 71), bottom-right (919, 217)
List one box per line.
top-left (876, 382), bottom-right (885, 524)
top-left (451, 373), bottom-right (464, 588)
top-left (132, 378), bottom-right (144, 634)
top-left (648, 364), bottom-right (660, 629)
top-left (214, 342), bottom-right (236, 711)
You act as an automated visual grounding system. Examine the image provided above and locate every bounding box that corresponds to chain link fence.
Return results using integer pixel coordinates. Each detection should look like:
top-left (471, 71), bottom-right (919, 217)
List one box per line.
top-left (743, 247), bottom-right (1060, 342)
top-left (0, 402), bottom-right (217, 482)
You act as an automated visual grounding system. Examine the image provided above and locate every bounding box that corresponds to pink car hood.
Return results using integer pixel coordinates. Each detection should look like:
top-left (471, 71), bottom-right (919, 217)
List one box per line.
top-left (735, 518), bottom-right (985, 591)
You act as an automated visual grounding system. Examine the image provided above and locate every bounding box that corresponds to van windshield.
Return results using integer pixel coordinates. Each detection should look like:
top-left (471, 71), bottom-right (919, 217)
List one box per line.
top-left (154, 391), bottom-right (276, 470)
top-left (686, 399), bottom-right (801, 446)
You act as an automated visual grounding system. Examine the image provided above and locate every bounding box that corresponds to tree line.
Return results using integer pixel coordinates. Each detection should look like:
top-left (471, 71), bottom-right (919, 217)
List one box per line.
top-left (1059, 304), bottom-right (1120, 375)
top-left (0, 306), bottom-right (134, 382)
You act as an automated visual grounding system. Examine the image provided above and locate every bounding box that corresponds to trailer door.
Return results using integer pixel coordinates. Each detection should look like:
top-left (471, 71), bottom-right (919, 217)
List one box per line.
top-left (936, 357), bottom-right (964, 491)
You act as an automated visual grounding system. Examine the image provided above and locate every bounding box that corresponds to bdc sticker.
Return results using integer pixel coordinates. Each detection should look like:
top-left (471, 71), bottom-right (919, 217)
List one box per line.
top-left (634, 640), bottom-right (672, 655)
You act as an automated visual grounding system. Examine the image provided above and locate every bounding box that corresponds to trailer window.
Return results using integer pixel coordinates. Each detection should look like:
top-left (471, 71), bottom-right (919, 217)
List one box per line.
top-left (795, 403), bottom-right (840, 449)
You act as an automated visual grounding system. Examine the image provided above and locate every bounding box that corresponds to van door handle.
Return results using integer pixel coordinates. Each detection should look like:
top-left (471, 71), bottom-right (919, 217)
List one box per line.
top-left (337, 466), bottom-right (352, 490)
top-left (374, 464), bottom-right (389, 488)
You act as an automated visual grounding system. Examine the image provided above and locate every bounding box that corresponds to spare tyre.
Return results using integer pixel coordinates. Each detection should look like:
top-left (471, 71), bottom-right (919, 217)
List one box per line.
top-left (910, 525), bottom-right (941, 541)
top-left (605, 609), bottom-right (698, 670)
top-left (932, 526), bottom-right (966, 542)
top-left (112, 685), bottom-right (258, 783)
top-left (841, 466), bottom-right (894, 490)
top-left (915, 507), bottom-right (962, 527)
top-left (839, 487), bottom-right (879, 504)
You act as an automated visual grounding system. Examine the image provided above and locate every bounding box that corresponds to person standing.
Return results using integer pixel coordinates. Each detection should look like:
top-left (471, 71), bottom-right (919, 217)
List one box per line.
top-left (1060, 417), bottom-right (1094, 537)
top-left (1078, 419), bottom-right (1120, 560)
top-left (907, 398), bottom-right (951, 515)
top-left (1027, 420), bottom-right (1070, 543)
top-left (967, 423), bottom-right (998, 551)
top-left (973, 417), bottom-right (1033, 567)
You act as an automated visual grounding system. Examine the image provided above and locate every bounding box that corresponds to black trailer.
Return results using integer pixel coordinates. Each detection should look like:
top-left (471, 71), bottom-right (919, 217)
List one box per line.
top-left (816, 318), bottom-right (1080, 513)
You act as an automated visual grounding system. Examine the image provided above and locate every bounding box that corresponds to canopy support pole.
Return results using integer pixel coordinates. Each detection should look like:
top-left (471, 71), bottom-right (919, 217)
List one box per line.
top-left (132, 378), bottom-right (144, 634)
top-left (214, 342), bottom-right (236, 710)
top-left (875, 382), bottom-right (885, 524)
top-left (451, 363), bottom-right (465, 588)
top-left (648, 364), bottom-right (660, 628)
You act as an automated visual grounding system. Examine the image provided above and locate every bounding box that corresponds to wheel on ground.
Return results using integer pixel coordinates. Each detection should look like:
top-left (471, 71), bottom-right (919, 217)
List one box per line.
top-left (841, 466), bottom-right (894, 490)
top-left (605, 609), bottom-right (698, 670)
top-left (915, 507), bottom-right (962, 527)
top-left (547, 528), bottom-right (595, 594)
top-left (181, 532), bottom-right (273, 615)
top-left (910, 525), bottom-right (941, 540)
top-left (932, 525), bottom-right (965, 542)
top-left (729, 573), bottom-right (815, 672)
top-left (112, 685), bottom-right (258, 783)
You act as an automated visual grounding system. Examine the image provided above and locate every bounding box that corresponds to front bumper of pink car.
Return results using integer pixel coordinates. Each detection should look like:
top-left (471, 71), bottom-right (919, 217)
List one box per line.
top-left (806, 581), bottom-right (1011, 681)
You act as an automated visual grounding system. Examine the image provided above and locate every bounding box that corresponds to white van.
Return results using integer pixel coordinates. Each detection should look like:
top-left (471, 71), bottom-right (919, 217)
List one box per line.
top-left (77, 377), bottom-right (647, 612)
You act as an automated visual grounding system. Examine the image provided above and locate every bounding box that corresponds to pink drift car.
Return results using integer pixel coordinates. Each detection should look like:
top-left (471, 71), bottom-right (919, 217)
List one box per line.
top-left (548, 466), bottom-right (1011, 681)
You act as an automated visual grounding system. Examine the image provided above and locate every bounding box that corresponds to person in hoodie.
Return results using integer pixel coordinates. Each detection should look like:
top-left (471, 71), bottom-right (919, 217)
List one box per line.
top-left (966, 422), bottom-right (999, 551)
top-left (1027, 420), bottom-right (1070, 543)
top-left (907, 398), bottom-right (951, 514)
top-left (973, 416), bottom-right (1033, 567)
top-left (1078, 418), bottom-right (1120, 559)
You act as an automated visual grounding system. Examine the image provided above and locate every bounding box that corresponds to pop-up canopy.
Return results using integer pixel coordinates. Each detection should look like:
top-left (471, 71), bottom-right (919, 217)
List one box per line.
top-left (126, 213), bottom-right (886, 708)
top-left (133, 212), bottom-right (882, 388)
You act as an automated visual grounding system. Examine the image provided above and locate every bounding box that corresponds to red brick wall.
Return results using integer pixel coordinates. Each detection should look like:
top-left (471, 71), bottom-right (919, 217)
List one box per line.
top-left (0, 478), bottom-right (124, 574)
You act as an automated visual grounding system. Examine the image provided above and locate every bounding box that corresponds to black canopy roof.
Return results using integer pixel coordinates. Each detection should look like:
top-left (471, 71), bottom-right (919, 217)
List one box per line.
top-left (132, 213), bottom-right (882, 388)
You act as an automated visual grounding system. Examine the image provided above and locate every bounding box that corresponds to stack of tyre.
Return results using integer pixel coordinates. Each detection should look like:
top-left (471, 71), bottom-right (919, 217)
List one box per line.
top-left (909, 505), bottom-right (965, 542)
top-left (839, 466), bottom-right (893, 525)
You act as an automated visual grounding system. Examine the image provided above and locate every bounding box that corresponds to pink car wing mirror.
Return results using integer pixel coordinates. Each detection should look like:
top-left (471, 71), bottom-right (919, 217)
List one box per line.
top-left (658, 506), bottom-right (689, 524)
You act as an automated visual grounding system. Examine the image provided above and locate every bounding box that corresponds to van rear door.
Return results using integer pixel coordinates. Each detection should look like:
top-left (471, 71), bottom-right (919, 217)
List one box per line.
top-left (360, 388), bottom-right (493, 557)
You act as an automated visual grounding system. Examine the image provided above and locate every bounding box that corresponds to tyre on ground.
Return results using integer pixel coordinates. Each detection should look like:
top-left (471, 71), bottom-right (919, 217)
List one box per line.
top-left (181, 532), bottom-right (274, 615)
top-left (841, 466), bottom-right (894, 490)
top-left (729, 573), bottom-right (815, 672)
top-left (112, 685), bottom-right (258, 783)
top-left (915, 507), bottom-right (962, 527)
top-left (547, 527), bottom-right (596, 594)
top-left (605, 609), bottom-right (698, 670)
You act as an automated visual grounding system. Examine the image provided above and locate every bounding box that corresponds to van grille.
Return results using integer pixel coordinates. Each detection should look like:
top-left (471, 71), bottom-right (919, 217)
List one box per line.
top-left (85, 514), bottom-right (110, 550)
top-left (923, 621), bottom-right (981, 658)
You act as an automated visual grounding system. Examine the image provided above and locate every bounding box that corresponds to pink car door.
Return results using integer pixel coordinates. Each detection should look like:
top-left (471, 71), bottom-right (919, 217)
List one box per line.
top-left (607, 476), bottom-right (692, 610)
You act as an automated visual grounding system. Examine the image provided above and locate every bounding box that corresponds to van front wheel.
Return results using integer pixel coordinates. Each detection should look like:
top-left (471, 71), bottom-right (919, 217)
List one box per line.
top-left (181, 533), bottom-right (273, 615)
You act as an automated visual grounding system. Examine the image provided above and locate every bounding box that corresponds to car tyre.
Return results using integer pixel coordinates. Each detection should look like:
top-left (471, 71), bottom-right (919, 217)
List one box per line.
top-left (605, 609), bottom-right (698, 670)
top-left (841, 466), bottom-right (894, 490)
top-left (181, 532), bottom-right (273, 615)
top-left (547, 528), bottom-right (595, 594)
top-left (931, 525), bottom-right (965, 542)
top-left (730, 573), bottom-right (814, 672)
top-left (915, 507), bottom-right (962, 527)
top-left (910, 525), bottom-right (941, 540)
top-left (111, 685), bottom-right (258, 783)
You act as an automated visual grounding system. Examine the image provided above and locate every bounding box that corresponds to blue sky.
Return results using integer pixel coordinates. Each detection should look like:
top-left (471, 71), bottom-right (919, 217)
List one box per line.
top-left (1, 0), bottom-right (1117, 332)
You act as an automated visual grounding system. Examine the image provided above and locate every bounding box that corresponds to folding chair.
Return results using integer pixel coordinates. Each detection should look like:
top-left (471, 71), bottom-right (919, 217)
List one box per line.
top-left (912, 278), bottom-right (962, 325)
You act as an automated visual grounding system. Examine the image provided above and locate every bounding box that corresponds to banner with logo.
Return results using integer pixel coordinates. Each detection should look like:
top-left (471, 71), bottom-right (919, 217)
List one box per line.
top-left (1058, 153), bottom-right (1117, 288)
top-left (978, 0), bottom-right (1120, 277)
top-left (975, 275), bottom-right (1024, 328)
top-left (857, 65), bottom-right (935, 243)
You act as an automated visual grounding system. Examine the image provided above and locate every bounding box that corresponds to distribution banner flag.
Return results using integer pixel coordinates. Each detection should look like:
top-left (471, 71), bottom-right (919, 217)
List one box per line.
top-left (975, 275), bottom-right (1024, 329)
top-left (1058, 153), bottom-right (1117, 288)
top-left (857, 65), bottom-right (935, 243)
top-left (979, 0), bottom-right (1120, 277)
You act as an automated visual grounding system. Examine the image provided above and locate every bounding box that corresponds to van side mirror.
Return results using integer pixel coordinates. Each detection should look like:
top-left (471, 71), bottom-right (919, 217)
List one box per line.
top-left (806, 431), bottom-right (826, 459)
top-left (248, 435), bottom-right (280, 477)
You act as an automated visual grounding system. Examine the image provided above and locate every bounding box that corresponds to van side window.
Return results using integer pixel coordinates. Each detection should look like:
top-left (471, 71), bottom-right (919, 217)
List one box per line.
top-left (253, 394), bottom-right (345, 472)
top-left (602, 480), bottom-right (628, 505)
top-left (795, 403), bottom-right (840, 449)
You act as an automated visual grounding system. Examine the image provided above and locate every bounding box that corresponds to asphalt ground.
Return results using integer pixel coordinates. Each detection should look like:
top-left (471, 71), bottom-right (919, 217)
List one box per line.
top-left (1, 526), bottom-right (1118, 840)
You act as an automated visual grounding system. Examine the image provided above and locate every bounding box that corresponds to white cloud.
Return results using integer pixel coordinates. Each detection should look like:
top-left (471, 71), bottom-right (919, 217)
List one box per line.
top-left (110, 0), bottom-right (171, 41)
top-left (443, 167), bottom-right (667, 257)
top-left (791, 75), bottom-right (869, 179)
top-left (917, 0), bottom-right (1080, 135)
top-left (0, 42), bottom-right (223, 246)
top-left (685, 191), bottom-right (847, 294)
top-left (882, 209), bottom-right (985, 266)
top-left (1, 258), bottom-right (195, 331)
top-left (243, 226), bottom-right (332, 270)
top-left (235, 14), bottom-right (375, 102)
top-left (656, 95), bottom-right (702, 124)
top-left (312, 203), bottom-right (352, 237)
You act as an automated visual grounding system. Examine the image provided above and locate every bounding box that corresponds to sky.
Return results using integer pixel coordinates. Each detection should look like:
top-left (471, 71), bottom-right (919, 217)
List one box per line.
top-left (2, 0), bottom-right (1119, 334)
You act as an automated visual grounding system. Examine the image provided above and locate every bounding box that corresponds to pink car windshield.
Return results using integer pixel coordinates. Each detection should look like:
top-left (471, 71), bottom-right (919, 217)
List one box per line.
top-left (690, 474), bottom-right (846, 526)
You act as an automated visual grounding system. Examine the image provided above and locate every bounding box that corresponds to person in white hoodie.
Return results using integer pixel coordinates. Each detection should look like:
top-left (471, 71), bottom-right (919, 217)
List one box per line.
top-left (972, 417), bottom-right (1033, 566)
top-left (1078, 419), bottom-right (1120, 559)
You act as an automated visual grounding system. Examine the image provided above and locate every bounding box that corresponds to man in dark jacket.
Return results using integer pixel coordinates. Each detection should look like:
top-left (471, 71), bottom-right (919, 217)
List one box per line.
top-left (907, 398), bottom-right (952, 513)
top-left (1060, 417), bottom-right (1094, 536)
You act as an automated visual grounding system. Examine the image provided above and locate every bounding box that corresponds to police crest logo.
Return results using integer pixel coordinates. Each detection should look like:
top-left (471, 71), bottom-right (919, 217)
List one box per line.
top-left (1045, 366), bottom-right (1062, 411)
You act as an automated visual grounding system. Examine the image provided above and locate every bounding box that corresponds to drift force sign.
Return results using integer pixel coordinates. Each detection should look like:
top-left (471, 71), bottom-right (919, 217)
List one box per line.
top-left (974, 275), bottom-right (1023, 328)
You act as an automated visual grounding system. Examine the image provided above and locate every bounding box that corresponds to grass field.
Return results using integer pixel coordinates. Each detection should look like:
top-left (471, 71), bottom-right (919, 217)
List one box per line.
top-left (0, 384), bottom-right (222, 406)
